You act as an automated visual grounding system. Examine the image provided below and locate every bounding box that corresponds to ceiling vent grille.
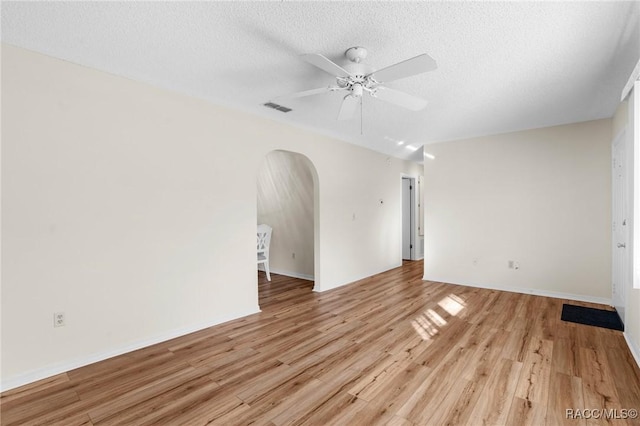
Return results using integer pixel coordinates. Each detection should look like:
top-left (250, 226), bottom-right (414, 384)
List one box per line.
top-left (264, 102), bottom-right (292, 113)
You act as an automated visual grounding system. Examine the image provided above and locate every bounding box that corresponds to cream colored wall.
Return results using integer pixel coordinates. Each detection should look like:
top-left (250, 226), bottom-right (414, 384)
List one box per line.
top-left (257, 150), bottom-right (314, 278)
top-left (0, 45), bottom-right (420, 389)
top-left (423, 119), bottom-right (612, 302)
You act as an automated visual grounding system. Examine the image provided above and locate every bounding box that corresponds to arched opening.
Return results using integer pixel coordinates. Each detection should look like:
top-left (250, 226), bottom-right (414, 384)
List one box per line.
top-left (256, 150), bottom-right (319, 309)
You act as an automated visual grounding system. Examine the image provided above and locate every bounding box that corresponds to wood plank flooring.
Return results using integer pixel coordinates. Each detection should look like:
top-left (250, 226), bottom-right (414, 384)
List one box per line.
top-left (2, 261), bottom-right (640, 425)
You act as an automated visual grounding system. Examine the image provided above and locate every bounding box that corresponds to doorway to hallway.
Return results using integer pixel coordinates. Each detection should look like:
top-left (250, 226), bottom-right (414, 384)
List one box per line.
top-left (402, 176), bottom-right (416, 260)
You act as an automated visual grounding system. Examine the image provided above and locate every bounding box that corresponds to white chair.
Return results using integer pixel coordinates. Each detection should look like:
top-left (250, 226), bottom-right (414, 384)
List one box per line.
top-left (257, 224), bottom-right (273, 281)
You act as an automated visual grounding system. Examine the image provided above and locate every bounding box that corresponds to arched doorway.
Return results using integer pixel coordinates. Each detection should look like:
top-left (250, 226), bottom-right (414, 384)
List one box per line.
top-left (256, 150), bottom-right (319, 308)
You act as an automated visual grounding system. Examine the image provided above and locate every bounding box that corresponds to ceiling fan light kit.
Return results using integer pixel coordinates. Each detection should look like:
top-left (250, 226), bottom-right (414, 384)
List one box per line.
top-left (275, 46), bottom-right (437, 121)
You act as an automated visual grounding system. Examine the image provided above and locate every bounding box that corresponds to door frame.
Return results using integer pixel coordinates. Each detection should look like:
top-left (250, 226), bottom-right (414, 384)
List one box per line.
top-left (612, 127), bottom-right (628, 321)
top-left (401, 174), bottom-right (419, 261)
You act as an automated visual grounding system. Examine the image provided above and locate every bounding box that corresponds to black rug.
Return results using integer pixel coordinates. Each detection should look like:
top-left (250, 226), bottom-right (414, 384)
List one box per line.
top-left (561, 304), bottom-right (624, 331)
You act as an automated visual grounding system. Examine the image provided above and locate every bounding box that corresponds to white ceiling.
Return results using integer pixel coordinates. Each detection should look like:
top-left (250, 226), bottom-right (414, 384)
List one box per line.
top-left (2, 1), bottom-right (639, 161)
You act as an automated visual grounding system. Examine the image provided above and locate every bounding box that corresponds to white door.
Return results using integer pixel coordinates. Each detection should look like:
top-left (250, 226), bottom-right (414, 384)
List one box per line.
top-left (612, 129), bottom-right (628, 321)
top-left (402, 178), bottom-right (413, 260)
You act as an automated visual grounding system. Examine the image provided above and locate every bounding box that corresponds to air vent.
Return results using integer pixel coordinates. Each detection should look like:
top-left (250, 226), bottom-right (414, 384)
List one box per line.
top-left (264, 102), bottom-right (292, 113)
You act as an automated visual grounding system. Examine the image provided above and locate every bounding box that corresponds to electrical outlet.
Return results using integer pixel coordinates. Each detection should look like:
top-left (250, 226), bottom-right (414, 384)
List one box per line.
top-left (54, 312), bottom-right (65, 327)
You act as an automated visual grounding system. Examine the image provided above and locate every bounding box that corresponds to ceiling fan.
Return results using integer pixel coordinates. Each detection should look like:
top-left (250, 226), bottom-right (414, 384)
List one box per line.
top-left (275, 47), bottom-right (437, 121)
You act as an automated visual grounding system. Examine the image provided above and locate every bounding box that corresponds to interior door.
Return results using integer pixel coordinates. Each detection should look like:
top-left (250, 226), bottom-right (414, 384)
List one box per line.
top-left (612, 129), bottom-right (628, 321)
top-left (402, 178), bottom-right (413, 260)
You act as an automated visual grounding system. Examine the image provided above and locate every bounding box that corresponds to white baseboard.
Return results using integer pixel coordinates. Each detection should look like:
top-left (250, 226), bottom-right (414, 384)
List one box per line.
top-left (422, 275), bottom-right (612, 306)
top-left (0, 306), bottom-right (260, 392)
top-left (270, 268), bottom-right (314, 281)
top-left (624, 332), bottom-right (640, 369)
top-left (258, 265), bottom-right (314, 281)
top-left (316, 262), bottom-right (403, 293)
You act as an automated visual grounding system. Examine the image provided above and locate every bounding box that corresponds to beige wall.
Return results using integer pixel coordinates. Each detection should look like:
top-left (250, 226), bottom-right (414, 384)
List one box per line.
top-left (257, 150), bottom-right (314, 279)
top-left (423, 119), bottom-right (612, 302)
top-left (0, 45), bottom-right (421, 389)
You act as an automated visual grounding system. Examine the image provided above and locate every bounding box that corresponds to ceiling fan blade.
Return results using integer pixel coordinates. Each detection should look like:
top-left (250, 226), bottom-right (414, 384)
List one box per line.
top-left (337, 95), bottom-right (359, 120)
top-left (369, 53), bottom-right (437, 83)
top-left (302, 53), bottom-right (353, 78)
top-left (276, 87), bottom-right (334, 99)
top-left (373, 87), bottom-right (428, 111)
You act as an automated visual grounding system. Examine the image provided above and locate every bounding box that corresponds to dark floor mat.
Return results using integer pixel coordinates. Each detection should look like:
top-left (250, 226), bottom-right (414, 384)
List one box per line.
top-left (561, 304), bottom-right (623, 331)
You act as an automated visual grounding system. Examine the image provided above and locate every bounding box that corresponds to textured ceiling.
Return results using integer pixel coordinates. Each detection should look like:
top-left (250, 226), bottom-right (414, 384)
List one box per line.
top-left (2, 1), bottom-right (639, 161)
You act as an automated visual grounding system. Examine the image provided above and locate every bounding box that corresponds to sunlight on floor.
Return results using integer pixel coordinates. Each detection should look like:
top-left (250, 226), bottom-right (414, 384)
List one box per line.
top-left (425, 308), bottom-right (447, 326)
top-left (438, 294), bottom-right (466, 316)
top-left (411, 316), bottom-right (439, 340)
top-left (411, 293), bottom-right (467, 341)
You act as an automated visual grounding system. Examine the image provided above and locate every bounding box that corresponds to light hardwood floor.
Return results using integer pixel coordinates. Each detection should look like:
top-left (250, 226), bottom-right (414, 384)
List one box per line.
top-left (2, 261), bottom-right (640, 425)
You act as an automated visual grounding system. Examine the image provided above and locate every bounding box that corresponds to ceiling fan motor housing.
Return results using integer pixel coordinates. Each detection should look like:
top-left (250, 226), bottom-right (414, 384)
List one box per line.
top-left (339, 66), bottom-right (376, 98)
top-left (341, 48), bottom-right (377, 97)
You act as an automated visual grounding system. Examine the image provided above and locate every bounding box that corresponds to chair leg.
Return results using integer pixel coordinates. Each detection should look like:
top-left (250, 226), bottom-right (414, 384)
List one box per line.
top-left (265, 261), bottom-right (271, 281)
